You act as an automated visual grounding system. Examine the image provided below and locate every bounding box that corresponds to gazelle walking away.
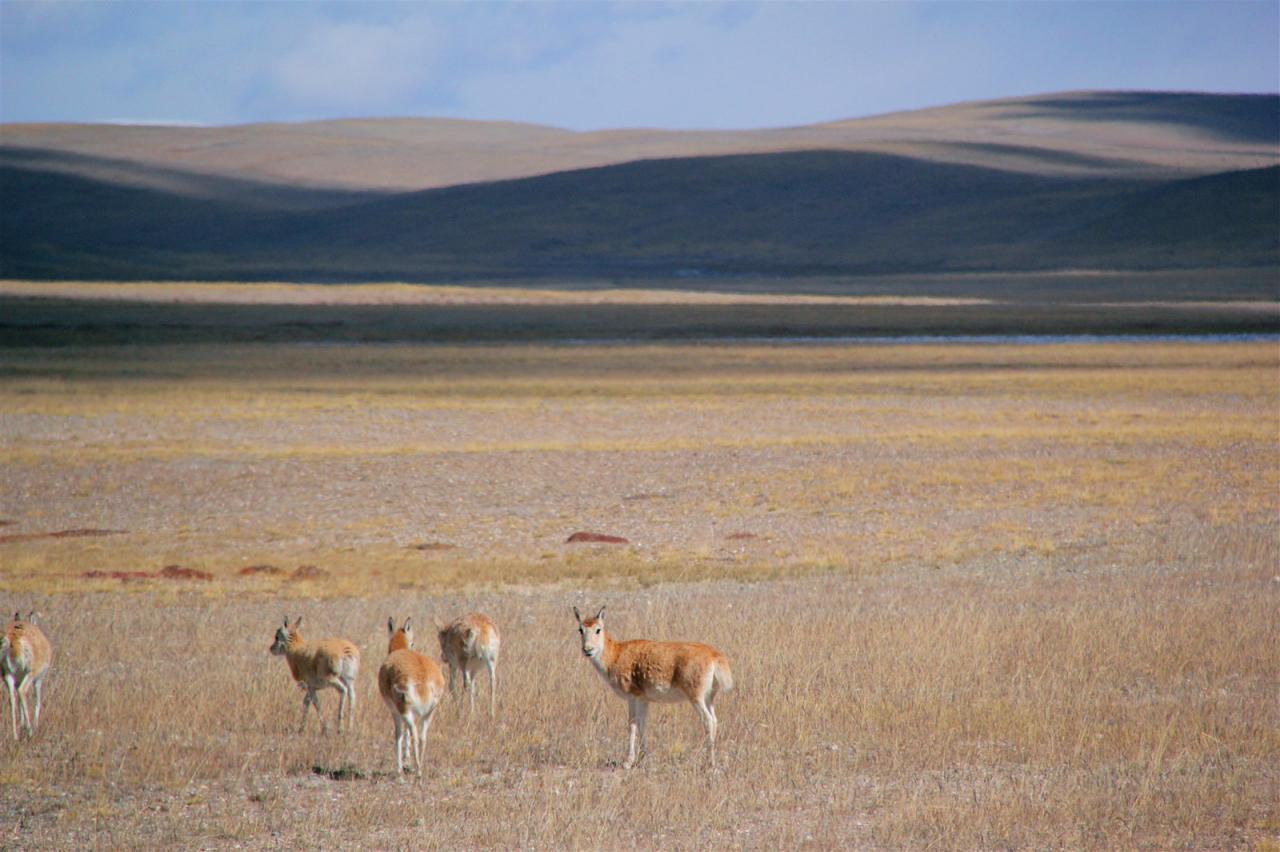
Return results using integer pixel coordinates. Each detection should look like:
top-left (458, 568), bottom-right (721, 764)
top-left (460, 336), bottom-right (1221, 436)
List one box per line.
top-left (379, 617), bottom-right (446, 778)
top-left (437, 613), bottom-right (500, 717)
top-left (268, 616), bottom-right (360, 734)
top-left (2, 611), bottom-right (52, 740)
top-left (573, 605), bottom-right (733, 769)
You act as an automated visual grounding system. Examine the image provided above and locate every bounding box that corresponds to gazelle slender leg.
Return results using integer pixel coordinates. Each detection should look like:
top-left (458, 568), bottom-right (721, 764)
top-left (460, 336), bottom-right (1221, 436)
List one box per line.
top-left (310, 689), bottom-right (327, 734)
top-left (409, 713), bottom-right (421, 776)
top-left (5, 675), bottom-right (18, 740)
top-left (393, 714), bottom-right (405, 775)
top-left (466, 668), bottom-right (478, 715)
top-left (16, 680), bottom-right (33, 737)
top-left (407, 712), bottom-right (421, 777)
top-left (486, 660), bottom-right (497, 717)
top-left (624, 698), bottom-right (641, 769)
top-left (693, 697), bottom-right (717, 768)
top-left (416, 704), bottom-right (437, 778)
top-left (31, 677), bottom-right (43, 733)
top-left (335, 681), bottom-right (353, 733)
top-left (634, 700), bottom-right (650, 763)
top-left (345, 678), bottom-right (357, 732)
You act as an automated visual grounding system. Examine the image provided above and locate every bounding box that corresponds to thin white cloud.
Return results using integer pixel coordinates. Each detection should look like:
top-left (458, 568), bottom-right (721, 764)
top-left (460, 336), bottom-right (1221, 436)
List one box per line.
top-left (271, 17), bottom-right (440, 114)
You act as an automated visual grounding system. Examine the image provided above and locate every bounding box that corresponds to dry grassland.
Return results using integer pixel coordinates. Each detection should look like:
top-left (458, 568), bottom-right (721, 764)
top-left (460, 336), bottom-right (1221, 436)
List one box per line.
top-left (0, 280), bottom-right (993, 306)
top-left (1, 341), bottom-right (1277, 848)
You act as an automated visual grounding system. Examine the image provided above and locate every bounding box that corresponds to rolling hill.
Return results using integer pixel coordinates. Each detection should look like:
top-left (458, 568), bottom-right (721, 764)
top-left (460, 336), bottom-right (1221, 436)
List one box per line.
top-left (1, 91), bottom-right (1277, 284)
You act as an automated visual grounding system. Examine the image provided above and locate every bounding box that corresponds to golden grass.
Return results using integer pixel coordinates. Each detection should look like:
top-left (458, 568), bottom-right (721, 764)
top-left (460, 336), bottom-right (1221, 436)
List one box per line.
top-left (1, 340), bottom-right (1277, 847)
top-left (0, 280), bottom-right (993, 307)
top-left (0, 560), bottom-right (1275, 848)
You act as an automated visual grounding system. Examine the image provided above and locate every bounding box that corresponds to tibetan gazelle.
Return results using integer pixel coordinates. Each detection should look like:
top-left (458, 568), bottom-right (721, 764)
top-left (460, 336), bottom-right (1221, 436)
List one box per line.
top-left (2, 611), bottom-right (52, 740)
top-left (574, 605), bottom-right (733, 769)
top-left (378, 617), bottom-right (446, 777)
top-left (437, 613), bottom-right (500, 717)
top-left (268, 616), bottom-right (360, 734)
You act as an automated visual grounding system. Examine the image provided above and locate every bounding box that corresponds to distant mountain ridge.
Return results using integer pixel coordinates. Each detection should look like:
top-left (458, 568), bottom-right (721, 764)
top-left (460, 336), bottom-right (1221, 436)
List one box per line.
top-left (2, 91), bottom-right (1277, 283)
top-left (4, 91), bottom-right (1277, 193)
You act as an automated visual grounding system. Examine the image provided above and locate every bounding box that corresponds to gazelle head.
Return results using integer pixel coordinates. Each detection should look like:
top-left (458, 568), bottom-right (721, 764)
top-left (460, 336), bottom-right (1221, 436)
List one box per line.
top-left (573, 605), bottom-right (607, 659)
top-left (270, 616), bottom-right (300, 656)
top-left (387, 616), bottom-right (414, 652)
top-left (2, 612), bottom-right (17, 658)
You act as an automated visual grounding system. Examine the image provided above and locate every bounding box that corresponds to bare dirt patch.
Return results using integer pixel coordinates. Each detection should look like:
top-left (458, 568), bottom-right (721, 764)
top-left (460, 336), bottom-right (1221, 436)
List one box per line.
top-left (238, 564), bottom-right (283, 576)
top-left (566, 531), bottom-right (630, 544)
top-left (0, 528), bottom-right (125, 544)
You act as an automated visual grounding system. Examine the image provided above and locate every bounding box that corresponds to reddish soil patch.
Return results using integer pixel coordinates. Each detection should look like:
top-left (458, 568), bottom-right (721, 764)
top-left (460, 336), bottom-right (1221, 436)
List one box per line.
top-left (289, 565), bottom-right (329, 581)
top-left (238, 564), bottom-right (283, 576)
top-left (726, 532), bottom-right (760, 540)
top-left (82, 570), bottom-right (152, 582)
top-left (82, 564), bottom-right (213, 582)
top-left (159, 565), bottom-right (213, 581)
top-left (566, 531), bottom-right (630, 544)
top-left (1, 528), bottom-right (126, 544)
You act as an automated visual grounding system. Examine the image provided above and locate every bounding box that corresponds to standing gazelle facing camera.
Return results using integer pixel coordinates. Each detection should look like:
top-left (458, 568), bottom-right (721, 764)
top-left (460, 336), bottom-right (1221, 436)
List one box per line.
top-left (2, 611), bottom-right (52, 740)
top-left (268, 616), bottom-right (360, 734)
top-left (378, 617), bottom-right (446, 778)
top-left (574, 605), bottom-right (733, 769)
top-left (437, 613), bottom-right (500, 717)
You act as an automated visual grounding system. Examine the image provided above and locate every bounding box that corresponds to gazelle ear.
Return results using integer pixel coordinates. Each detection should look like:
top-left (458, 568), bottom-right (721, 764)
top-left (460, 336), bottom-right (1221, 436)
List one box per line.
top-left (294, 616), bottom-right (303, 630)
top-left (26, 611), bottom-right (37, 624)
top-left (595, 606), bottom-right (606, 622)
top-left (12, 611), bottom-right (19, 622)
top-left (283, 615), bottom-right (290, 628)
top-left (403, 617), bottom-right (413, 632)
top-left (387, 617), bottom-right (395, 635)
top-left (572, 606), bottom-right (582, 624)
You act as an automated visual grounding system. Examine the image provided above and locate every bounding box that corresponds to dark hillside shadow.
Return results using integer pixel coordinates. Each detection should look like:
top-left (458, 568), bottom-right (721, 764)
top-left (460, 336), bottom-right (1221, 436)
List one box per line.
top-left (3, 149), bottom-right (1276, 282)
top-left (1009, 92), bottom-right (1280, 145)
top-left (0, 146), bottom-right (385, 210)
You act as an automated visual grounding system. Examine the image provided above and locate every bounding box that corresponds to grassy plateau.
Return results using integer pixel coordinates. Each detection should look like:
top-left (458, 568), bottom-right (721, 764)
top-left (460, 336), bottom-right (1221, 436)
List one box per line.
top-left (0, 321), bottom-right (1276, 848)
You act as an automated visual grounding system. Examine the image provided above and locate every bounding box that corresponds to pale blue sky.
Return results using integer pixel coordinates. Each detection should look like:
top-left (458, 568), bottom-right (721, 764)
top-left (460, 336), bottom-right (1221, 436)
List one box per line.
top-left (2, 1), bottom-right (1277, 130)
